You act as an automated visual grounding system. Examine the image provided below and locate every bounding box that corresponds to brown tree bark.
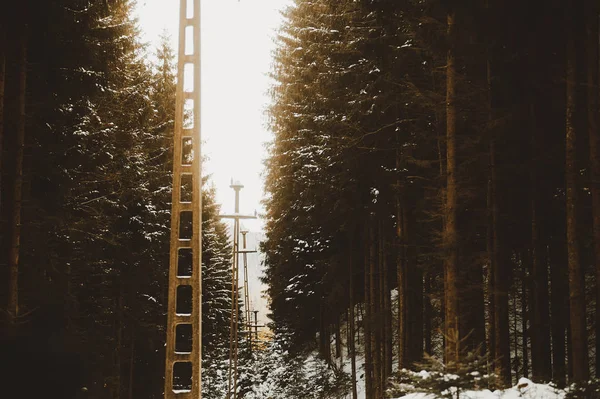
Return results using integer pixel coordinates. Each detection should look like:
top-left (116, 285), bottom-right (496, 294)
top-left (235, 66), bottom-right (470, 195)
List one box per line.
top-left (335, 319), bottom-right (342, 360)
top-left (115, 281), bottom-right (124, 399)
top-left (396, 194), bottom-right (406, 369)
top-left (357, 302), bottom-right (362, 346)
top-left (486, 24), bottom-right (510, 379)
top-left (459, 263), bottom-right (485, 354)
top-left (529, 103), bottom-right (552, 382)
top-left (348, 240), bottom-right (358, 399)
top-left (521, 257), bottom-right (529, 379)
top-left (586, 0), bottom-right (600, 378)
top-left (369, 219), bottom-right (381, 399)
top-left (485, 34), bottom-right (496, 366)
top-left (424, 271), bottom-right (432, 355)
top-left (384, 257), bottom-right (392, 378)
top-left (378, 221), bottom-right (385, 389)
top-left (444, 8), bottom-right (460, 365)
top-left (0, 18), bottom-right (5, 182)
top-left (0, 13), bottom-right (5, 324)
top-left (567, 316), bottom-right (574, 381)
top-left (565, 6), bottom-right (589, 381)
top-left (129, 330), bottom-right (135, 399)
top-left (512, 284), bottom-right (519, 382)
top-left (486, 162), bottom-right (496, 364)
top-left (319, 308), bottom-right (331, 365)
top-left (491, 138), bottom-right (511, 386)
top-left (319, 306), bottom-right (326, 360)
top-left (403, 205), bottom-right (423, 367)
top-left (550, 243), bottom-right (567, 387)
top-left (380, 221), bottom-right (392, 381)
top-left (364, 226), bottom-right (373, 399)
top-left (7, 6), bottom-right (27, 324)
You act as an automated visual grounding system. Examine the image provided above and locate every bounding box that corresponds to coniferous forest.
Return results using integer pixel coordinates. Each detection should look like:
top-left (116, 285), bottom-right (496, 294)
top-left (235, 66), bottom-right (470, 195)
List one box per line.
top-left (263, 0), bottom-right (600, 397)
top-left (2, 0), bottom-right (600, 399)
top-left (0, 1), bottom-right (237, 398)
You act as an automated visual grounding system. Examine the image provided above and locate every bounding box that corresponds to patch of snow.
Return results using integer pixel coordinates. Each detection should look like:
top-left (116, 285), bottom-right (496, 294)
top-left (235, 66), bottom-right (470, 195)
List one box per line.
top-left (395, 377), bottom-right (565, 399)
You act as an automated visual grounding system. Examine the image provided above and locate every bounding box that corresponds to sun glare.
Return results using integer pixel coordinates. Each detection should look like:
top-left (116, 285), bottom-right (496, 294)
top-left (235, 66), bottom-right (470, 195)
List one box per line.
top-left (136, 0), bottom-right (291, 233)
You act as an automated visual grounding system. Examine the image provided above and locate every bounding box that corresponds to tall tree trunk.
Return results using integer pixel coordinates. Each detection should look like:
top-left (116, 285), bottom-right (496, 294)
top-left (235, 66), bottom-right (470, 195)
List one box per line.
top-left (444, 8), bottom-right (460, 365)
top-left (567, 313), bottom-right (574, 382)
top-left (384, 266), bottom-right (393, 377)
top-left (550, 243), bottom-right (567, 387)
top-left (7, 7), bottom-right (27, 325)
top-left (434, 96), bottom-right (446, 359)
top-left (485, 38), bottom-right (496, 367)
top-left (364, 225), bottom-right (373, 399)
top-left (396, 194), bottom-right (406, 369)
top-left (0, 9), bottom-right (6, 327)
top-left (349, 239), bottom-right (358, 399)
top-left (328, 323), bottom-right (332, 363)
top-left (319, 307), bottom-right (331, 365)
top-left (357, 303), bottom-right (362, 346)
top-left (424, 271), bottom-right (432, 355)
top-left (335, 319), bottom-right (342, 360)
top-left (512, 283), bottom-right (519, 383)
top-left (0, 18), bottom-right (5, 196)
top-left (115, 281), bottom-right (124, 399)
top-left (486, 162), bottom-right (496, 364)
top-left (529, 103), bottom-right (552, 382)
top-left (491, 132), bottom-right (511, 386)
top-left (369, 218), bottom-right (381, 399)
top-left (459, 262), bottom-right (485, 354)
top-left (565, 6), bottom-right (589, 381)
top-left (586, 0), bottom-right (600, 378)
top-left (380, 221), bottom-right (392, 381)
top-left (129, 330), bottom-right (135, 399)
top-left (404, 205), bottom-right (423, 366)
top-left (378, 220), bottom-right (385, 389)
top-left (493, 248), bottom-right (511, 387)
top-left (486, 14), bottom-right (510, 376)
top-left (521, 256), bottom-right (529, 379)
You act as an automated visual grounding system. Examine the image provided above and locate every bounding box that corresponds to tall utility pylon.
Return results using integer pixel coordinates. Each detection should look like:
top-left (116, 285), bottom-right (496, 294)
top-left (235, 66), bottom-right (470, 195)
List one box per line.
top-left (220, 181), bottom-right (256, 399)
top-left (240, 229), bottom-right (252, 342)
top-left (164, 0), bottom-right (202, 398)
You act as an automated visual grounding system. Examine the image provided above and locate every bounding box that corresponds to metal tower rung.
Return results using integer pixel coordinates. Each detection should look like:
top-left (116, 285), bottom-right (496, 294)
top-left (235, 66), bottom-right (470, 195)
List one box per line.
top-left (173, 352), bottom-right (192, 362)
top-left (180, 202), bottom-right (193, 211)
top-left (175, 314), bottom-right (192, 323)
top-left (177, 239), bottom-right (192, 248)
top-left (180, 165), bottom-right (193, 174)
top-left (176, 277), bottom-right (192, 285)
top-left (184, 91), bottom-right (194, 100)
top-left (182, 128), bottom-right (193, 137)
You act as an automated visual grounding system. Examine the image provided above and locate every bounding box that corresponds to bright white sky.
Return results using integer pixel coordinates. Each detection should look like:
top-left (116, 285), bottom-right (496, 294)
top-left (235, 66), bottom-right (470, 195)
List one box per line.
top-left (135, 0), bottom-right (291, 232)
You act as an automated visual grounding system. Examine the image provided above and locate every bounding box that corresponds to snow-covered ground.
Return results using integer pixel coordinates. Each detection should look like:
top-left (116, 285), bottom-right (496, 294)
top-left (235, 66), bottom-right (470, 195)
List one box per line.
top-left (333, 298), bottom-right (566, 399)
top-left (395, 378), bottom-right (564, 399)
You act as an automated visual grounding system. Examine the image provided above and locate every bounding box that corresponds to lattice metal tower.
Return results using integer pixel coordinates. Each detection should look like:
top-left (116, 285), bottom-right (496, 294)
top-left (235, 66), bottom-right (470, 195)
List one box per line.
top-left (164, 0), bottom-right (202, 397)
top-left (241, 230), bottom-right (252, 341)
top-left (220, 182), bottom-right (256, 399)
